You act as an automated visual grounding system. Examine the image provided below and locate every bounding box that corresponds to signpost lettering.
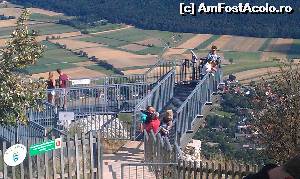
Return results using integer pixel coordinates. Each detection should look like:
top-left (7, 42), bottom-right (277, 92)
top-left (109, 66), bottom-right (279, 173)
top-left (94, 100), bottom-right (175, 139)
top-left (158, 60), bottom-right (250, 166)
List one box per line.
top-left (29, 138), bottom-right (62, 156)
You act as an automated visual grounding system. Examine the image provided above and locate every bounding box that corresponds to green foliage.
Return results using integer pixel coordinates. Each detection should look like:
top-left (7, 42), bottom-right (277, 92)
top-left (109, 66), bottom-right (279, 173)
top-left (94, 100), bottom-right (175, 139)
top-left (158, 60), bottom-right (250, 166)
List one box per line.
top-left (0, 10), bottom-right (45, 124)
top-left (221, 93), bottom-right (253, 113)
top-left (251, 64), bottom-right (300, 162)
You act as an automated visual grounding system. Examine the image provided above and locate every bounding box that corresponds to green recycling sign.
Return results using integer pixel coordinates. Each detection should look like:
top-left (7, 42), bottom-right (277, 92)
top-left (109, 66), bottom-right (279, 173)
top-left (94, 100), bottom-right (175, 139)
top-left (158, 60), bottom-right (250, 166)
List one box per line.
top-left (29, 138), bottom-right (62, 156)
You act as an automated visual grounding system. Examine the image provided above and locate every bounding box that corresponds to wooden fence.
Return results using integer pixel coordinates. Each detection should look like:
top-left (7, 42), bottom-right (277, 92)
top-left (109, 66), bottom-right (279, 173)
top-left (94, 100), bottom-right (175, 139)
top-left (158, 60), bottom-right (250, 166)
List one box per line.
top-left (0, 132), bottom-right (103, 179)
top-left (144, 130), bottom-right (260, 179)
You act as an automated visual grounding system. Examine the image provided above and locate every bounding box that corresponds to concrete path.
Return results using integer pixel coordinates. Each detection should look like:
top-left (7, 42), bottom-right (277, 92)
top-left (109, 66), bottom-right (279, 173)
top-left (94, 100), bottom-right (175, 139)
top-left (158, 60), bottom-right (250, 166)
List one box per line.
top-left (102, 141), bottom-right (156, 179)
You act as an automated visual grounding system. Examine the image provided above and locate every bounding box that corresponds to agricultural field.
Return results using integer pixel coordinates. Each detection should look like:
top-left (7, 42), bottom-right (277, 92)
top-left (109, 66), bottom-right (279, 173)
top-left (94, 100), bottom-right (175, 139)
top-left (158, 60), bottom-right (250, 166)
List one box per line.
top-left (79, 27), bottom-right (196, 55)
top-left (0, 23), bottom-right (77, 38)
top-left (85, 23), bottom-right (125, 34)
top-left (24, 41), bottom-right (88, 74)
top-left (1, 3), bottom-right (299, 82)
top-left (29, 13), bottom-right (70, 22)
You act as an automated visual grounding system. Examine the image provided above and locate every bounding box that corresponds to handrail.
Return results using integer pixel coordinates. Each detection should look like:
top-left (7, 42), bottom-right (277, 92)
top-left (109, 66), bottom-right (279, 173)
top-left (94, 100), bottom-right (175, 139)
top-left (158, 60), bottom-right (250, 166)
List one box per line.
top-left (132, 69), bottom-right (176, 139)
top-left (173, 69), bottom-right (222, 144)
top-left (134, 69), bottom-right (176, 113)
top-left (175, 74), bottom-right (209, 113)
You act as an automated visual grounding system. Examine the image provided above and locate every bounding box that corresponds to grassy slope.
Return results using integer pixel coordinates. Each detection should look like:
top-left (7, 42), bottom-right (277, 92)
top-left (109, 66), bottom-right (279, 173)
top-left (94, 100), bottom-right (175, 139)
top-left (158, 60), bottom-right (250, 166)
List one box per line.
top-left (223, 51), bottom-right (278, 75)
top-left (25, 41), bottom-right (89, 74)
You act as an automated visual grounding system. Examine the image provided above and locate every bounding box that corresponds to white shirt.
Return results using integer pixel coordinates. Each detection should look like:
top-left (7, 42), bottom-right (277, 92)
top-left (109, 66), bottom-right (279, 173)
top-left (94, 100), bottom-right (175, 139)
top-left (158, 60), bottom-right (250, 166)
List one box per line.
top-left (207, 52), bottom-right (221, 62)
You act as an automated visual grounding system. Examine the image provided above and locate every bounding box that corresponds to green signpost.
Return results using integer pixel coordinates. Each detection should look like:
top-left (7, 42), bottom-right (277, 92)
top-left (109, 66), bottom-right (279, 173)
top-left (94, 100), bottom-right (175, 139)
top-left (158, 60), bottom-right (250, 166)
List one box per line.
top-left (29, 138), bottom-right (62, 156)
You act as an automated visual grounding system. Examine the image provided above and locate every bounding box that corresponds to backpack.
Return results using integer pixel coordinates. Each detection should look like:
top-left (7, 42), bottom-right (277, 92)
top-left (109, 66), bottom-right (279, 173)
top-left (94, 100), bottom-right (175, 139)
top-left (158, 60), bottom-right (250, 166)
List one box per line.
top-left (140, 112), bottom-right (147, 123)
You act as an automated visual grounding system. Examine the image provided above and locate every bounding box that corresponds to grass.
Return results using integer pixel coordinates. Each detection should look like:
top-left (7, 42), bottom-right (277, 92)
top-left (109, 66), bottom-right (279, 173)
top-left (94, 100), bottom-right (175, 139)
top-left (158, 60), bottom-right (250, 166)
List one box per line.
top-left (80, 28), bottom-right (149, 47)
top-left (85, 65), bottom-right (116, 75)
top-left (135, 46), bottom-right (164, 55)
top-left (119, 65), bottom-right (154, 71)
top-left (0, 26), bottom-right (14, 38)
top-left (221, 51), bottom-right (279, 75)
top-left (287, 39), bottom-right (300, 60)
top-left (223, 61), bottom-right (279, 75)
top-left (31, 23), bottom-right (77, 35)
top-left (195, 35), bottom-right (221, 50)
top-left (24, 41), bottom-right (88, 74)
top-left (86, 23), bottom-right (125, 33)
top-left (25, 63), bottom-right (77, 74)
top-left (30, 13), bottom-right (70, 22)
top-left (258, 38), bottom-right (272, 51)
top-left (224, 51), bottom-right (261, 62)
top-left (0, 23), bottom-right (77, 38)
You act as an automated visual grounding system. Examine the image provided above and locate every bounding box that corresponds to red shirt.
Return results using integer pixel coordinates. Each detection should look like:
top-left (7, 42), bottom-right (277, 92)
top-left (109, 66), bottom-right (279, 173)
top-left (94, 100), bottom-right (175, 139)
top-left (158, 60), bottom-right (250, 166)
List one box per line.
top-left (59, 74), bottom-right (69, 88)
top-left (144, 117), bottom-right (161, 134)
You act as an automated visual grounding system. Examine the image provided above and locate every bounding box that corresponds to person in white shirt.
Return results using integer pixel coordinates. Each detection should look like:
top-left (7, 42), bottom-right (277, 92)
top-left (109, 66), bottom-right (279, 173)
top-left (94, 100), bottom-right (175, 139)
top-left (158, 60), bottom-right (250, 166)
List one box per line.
top-left (207, 45), bottom-right (221, 68)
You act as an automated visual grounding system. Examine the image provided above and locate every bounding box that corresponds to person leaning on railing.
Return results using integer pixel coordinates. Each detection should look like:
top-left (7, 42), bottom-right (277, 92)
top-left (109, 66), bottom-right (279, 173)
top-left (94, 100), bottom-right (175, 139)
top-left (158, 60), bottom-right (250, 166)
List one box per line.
top-left (141, 106), bottom-right (160, 134)
top-left (159, 109), bottom-right (173, 137)
top-left (244, 155), bottom-right (300, 179)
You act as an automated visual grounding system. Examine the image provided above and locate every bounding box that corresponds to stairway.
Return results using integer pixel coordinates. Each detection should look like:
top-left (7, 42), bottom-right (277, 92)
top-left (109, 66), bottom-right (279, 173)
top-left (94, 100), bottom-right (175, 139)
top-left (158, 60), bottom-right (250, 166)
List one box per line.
top-left (163, 82), bottom-right (198, 112)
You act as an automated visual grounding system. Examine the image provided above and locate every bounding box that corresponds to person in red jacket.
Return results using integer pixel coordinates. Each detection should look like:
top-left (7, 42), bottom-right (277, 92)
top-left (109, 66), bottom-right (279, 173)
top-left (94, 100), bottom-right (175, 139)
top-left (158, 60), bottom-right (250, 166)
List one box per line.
top-left (144, 106), bottom-right (160, 134)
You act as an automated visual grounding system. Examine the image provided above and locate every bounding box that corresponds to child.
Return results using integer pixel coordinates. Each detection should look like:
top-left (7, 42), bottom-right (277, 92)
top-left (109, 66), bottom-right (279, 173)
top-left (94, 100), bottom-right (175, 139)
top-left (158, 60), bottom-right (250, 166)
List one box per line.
top-left (160, 110), bottom-right (173, 137)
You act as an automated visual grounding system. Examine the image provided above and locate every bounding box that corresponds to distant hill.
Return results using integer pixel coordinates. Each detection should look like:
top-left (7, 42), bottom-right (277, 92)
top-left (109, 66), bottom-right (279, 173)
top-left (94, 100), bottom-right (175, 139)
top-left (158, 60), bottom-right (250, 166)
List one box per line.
top-left (11, 0), bottom-right (300, 38)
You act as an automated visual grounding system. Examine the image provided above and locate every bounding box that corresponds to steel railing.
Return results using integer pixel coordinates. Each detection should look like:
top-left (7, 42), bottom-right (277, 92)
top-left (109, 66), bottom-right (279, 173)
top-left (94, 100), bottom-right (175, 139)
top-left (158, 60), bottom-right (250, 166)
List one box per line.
top-left (60, 112), bottom-right (131, 140)
top-left (46, 82), bottom-right (149, 113)
top-left (0, 121), bottom-right (46, 143)
top-left (172, 69), bottom-right (222, 144)
top-left (66, 74), bottom-right (146, 87)
top-left (132, 69), bottom-right (176, 139)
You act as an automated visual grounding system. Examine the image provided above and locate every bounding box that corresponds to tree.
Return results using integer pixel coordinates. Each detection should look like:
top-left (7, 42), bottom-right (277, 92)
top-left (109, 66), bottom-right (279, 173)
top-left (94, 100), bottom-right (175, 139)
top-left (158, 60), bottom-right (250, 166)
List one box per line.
top-left (251, 64), bottom-right (300, 162)
top-left (0, 10), bottom-right (45, 124)
top-left (229, 58), bottom-right (233, 64)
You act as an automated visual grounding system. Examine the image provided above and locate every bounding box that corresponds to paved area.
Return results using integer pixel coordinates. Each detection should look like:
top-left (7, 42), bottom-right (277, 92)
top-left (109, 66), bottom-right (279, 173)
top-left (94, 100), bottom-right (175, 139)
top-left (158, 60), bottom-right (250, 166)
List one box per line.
top-left (102, 141), bottom-right (156, 179)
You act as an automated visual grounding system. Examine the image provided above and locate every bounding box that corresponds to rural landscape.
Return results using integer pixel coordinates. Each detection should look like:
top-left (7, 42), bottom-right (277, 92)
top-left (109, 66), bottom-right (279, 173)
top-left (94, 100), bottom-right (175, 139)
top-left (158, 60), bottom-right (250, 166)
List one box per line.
top-left (1, 1), bottom-right (300, 82)
top-left (0, 1), bottom-right (299, 179)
